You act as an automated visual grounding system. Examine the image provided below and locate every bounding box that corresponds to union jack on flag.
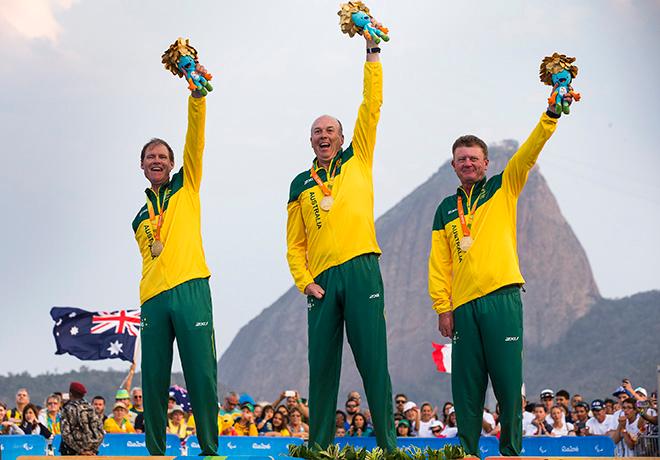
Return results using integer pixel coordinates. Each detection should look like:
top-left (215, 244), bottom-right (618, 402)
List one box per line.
top-left (51, 307), bottom-right (140, 362)
top-left (92, 310), bottom-right (141, 336)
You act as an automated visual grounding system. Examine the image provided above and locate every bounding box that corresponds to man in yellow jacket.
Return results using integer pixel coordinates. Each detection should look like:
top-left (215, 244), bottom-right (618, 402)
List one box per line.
top-left (428, 91), bottom-right (573, 456)
top-left (132, 86), bottom-right (218, 455)
top-left (286, 37), bottom-right (395, 451)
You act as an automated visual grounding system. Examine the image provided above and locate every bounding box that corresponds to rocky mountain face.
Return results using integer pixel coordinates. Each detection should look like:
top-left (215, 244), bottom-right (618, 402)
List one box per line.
top-left (218, 141), bottom-right (657, 404)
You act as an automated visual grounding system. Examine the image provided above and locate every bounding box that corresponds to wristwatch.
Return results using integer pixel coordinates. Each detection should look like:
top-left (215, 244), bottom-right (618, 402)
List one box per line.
top-left (367, 47), bottom-right (381, 54)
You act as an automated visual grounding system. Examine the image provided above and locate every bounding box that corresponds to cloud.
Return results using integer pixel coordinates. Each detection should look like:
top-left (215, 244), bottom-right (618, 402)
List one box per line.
top-left (0, 0), bottom-right (76, 43)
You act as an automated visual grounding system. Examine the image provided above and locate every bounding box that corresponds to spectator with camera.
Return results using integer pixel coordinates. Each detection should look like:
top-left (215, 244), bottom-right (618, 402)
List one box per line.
top-left (273, 390), bottom-right (309, 422)
top-left (572, 401), bottom-right (590, 436)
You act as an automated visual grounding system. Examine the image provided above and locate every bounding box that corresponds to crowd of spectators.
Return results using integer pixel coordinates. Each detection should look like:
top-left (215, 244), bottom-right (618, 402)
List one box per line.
top-left (1, 376), bottom-right (656, 457)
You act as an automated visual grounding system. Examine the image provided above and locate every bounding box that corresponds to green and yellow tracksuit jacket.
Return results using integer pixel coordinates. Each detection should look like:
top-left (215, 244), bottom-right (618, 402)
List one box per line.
top-left (428, 113), bottom-right (558, 314)
top-left (132, 96), bottom-right (210, 304)
top-left (286, 61), bottom-right (383, 293)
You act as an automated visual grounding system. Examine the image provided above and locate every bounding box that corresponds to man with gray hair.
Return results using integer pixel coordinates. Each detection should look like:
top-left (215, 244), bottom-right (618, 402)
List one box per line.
top-left (285, 34), bottom-right (395, 451)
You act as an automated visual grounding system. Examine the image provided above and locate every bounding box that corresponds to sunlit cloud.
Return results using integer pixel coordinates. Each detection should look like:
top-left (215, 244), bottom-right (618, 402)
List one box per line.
top-left (0, 0), bottom-right (76, 43)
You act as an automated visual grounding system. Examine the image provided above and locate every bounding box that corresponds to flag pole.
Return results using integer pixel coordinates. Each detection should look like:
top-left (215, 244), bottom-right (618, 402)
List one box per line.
top-left (133, 331), bottom-right (141, 367)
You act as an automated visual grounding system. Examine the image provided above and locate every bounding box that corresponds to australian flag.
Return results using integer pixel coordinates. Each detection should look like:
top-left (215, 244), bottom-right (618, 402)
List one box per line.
top-left (51, 307), bottom-right (140, 362)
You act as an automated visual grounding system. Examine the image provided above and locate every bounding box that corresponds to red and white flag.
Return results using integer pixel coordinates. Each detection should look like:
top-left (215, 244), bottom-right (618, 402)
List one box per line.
top-left (432, 342), bottom-right (452, 373)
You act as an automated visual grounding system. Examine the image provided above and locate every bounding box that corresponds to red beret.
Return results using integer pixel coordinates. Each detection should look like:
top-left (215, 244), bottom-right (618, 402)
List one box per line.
top-left (69, 381), bottom-right (87, 395)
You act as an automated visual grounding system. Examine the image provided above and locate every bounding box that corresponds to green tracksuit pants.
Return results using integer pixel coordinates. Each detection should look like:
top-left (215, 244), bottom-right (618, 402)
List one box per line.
top-left (307, 253), bottom-right (397, 451)
top-left (140, 277), bottom-right (218, 456)
top-left (452, 285), bottom-right (523, 457)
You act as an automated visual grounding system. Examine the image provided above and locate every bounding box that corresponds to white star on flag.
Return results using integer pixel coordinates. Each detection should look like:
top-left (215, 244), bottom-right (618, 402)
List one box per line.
top-left (70, 326), bottom-right (79, 336)
top-left (107, 340), bottom-right (123, 356)
top-left (68, 312), bottom-right (77, 318)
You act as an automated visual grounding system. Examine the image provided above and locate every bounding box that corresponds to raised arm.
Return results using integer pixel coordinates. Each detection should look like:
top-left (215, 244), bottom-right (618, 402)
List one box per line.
top-left (501, 83), bottom-right (576, 197)
top-left (351, 39), bottom-right (382, 168)
top-left (501, 112), bottom-right (558, 196)
top-left (183, 93), bottom-right (207, 192)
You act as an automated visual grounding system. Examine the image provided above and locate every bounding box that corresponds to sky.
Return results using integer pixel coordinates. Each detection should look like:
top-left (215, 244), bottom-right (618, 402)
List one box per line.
top-left (1, 0), bottom-right (659, 375)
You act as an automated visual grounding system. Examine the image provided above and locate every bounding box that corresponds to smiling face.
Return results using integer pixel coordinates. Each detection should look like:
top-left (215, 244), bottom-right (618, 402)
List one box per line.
top-left (421, 404), bottom-right (433, 422)
top-left (141, 143), bottom-right (174, 189)
top-left (551, 69), bottom-right (572, 88)
top-left (452, 146), bottom-right (489, 189)
top-left (310, 115), bottom-right (344, 167)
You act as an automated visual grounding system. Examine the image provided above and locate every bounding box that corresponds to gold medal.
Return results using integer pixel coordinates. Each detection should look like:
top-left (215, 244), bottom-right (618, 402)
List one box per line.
top-left (320, 195), bottom-right (334, 211)
top-left (151, 240), bottom-right (164, 257)
top-left (460, 236), bottom-right (473, 252)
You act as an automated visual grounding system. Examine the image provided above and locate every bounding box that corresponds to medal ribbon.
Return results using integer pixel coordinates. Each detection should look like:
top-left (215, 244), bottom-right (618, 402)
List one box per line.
top-left (457, 188), bottom-right (483, 237)
top-left (310, 158), bottom-right (340, 197)
top-left (146, 189), bottom-right (170, 242)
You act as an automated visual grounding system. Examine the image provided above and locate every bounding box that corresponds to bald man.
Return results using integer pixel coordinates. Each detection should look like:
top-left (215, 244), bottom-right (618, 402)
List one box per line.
top-left (285, 37), bottom-right (395, 451)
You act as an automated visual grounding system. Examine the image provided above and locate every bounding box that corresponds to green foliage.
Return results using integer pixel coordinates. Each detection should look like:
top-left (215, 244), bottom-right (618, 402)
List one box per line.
top-left (285, 444), bottom-right (457, 460)
top-left (440, 445), bottom-right (465, 460)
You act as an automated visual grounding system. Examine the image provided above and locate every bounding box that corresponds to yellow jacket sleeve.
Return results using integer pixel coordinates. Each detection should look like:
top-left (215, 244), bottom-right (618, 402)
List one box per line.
top-left (183, 96), bottom-right (206, 192)
top-left (502, 112), bottom-right (557, 196)
top-left (428, 228), bottom-right (454, 314)
top-left (286, 200), bottom-right (315, 293)
top-left (352, 61), bottom-right (383, 169)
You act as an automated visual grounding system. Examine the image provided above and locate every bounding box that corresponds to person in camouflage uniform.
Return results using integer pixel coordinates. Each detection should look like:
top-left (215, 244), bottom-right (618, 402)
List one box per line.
top-left (60, 382), bottom-right (104, 455)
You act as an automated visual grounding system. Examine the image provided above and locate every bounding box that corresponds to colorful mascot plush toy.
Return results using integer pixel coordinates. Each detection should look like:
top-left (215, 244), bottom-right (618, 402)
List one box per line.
top-left (162, 38), bottom-right (213, 96)
top-left (338, 1), bottom-right (389, 44)
top-left (540, 53), bottom-right (581, 115)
